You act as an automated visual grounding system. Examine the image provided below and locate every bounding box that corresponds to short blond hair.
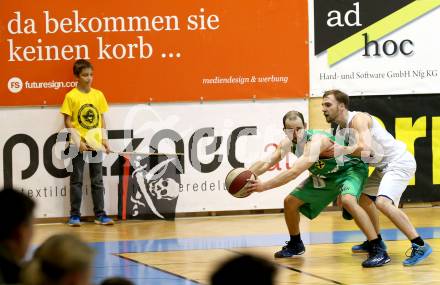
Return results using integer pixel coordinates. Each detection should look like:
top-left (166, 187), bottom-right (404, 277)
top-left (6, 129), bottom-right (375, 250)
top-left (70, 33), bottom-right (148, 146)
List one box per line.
top-left (22, 234), bottom-right (94, 285)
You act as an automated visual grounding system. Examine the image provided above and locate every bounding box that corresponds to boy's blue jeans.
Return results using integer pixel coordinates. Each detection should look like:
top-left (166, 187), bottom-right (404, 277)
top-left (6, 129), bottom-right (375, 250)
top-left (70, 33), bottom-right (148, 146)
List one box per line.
top-left (69, 149), bottom-right (106, 217)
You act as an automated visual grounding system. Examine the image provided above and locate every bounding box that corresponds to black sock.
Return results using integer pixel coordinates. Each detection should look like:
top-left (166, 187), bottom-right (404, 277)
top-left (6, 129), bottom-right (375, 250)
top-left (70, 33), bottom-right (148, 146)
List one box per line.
top-left (290, 234), bottom-right (301, 244)
top-left (411, 236), bottom-right (424, 246)
top-left (377, 234), bottom-right (382, 241)
top-left (369, 238), bottom-right (381, 246)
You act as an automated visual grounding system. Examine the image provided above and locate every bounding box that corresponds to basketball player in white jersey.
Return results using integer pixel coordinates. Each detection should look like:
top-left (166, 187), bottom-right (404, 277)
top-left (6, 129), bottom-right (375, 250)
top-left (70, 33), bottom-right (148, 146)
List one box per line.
top-left (321, 89), bottom-right (432, 266)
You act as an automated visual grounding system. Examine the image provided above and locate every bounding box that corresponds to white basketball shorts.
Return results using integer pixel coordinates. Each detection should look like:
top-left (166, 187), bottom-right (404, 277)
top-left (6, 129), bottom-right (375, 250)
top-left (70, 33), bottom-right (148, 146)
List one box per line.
top-left (363, 151), bottom-right (416, 206)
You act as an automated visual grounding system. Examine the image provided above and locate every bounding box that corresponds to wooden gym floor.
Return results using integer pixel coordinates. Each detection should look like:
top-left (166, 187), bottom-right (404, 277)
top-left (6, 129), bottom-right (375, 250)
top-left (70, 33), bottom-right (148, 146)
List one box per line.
top-left (32, 207), bottom-right (440, 285)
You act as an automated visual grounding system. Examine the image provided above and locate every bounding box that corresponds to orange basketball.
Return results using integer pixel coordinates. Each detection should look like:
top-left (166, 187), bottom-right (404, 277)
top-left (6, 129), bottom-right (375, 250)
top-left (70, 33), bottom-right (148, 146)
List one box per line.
top-left (225, 168), bottom-right (256, 198)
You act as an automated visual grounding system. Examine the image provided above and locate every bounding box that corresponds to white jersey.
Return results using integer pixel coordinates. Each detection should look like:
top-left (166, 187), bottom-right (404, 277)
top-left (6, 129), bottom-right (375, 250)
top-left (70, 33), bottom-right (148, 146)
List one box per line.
top-left (337, 111), bottom-right (407, 169)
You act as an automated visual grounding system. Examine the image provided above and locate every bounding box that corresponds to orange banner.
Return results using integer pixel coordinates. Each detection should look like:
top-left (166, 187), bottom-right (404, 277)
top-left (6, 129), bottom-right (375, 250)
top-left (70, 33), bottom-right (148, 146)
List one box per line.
top-left (0, 0), bottom-right (308, 106)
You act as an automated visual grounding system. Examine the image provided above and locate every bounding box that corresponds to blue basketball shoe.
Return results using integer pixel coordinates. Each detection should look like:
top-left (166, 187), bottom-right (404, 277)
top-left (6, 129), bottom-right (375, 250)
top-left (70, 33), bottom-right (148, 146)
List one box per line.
top-left (403, 242), bottom-right (432, 266)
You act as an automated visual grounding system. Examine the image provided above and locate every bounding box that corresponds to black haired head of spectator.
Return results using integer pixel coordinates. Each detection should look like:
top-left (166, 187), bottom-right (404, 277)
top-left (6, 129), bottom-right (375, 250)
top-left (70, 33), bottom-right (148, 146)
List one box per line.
top-left (0, 188), bottom-right (35, 260)
top-left (101, 276), bottom-right (135, 285)
top-left (211, 254), bottom-right (277, 285)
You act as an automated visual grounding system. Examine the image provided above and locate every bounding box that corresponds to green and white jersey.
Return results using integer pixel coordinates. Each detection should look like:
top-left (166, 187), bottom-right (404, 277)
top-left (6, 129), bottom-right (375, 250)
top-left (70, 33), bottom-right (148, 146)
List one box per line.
top-left (292, 129), bottom-right (367, 179)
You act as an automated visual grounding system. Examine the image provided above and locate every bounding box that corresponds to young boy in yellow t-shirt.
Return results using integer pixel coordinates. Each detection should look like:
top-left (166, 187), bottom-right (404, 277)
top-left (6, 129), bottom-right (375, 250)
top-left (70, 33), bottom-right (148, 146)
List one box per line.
top-left (60, 59), bottom-right (114, 226)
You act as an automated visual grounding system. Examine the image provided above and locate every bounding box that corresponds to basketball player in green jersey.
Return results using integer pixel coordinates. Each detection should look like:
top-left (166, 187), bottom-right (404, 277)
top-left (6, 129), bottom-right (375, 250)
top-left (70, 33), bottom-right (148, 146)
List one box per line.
top-left (246, 111), bottom-right (389, 267)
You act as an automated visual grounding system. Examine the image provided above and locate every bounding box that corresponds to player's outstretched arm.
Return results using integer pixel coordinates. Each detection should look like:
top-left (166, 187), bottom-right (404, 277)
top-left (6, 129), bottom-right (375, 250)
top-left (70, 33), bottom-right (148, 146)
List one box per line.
top-left (248, 137), bottom-right (291, 176)
top-left (246, 135), bottom-right (331, 193)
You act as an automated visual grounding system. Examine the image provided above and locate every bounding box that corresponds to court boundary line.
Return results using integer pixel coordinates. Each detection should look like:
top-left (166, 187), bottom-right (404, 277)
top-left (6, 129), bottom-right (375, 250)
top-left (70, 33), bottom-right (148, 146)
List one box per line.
top-left (227, 249), bottom-right (347, 285)
top-left (114, 253), bottom-right (203, 285)
top-left (278, 263), bottom-right (347, 285)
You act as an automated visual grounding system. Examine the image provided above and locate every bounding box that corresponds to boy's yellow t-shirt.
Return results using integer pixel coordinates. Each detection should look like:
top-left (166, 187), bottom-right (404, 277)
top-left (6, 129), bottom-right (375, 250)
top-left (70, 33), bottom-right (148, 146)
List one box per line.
top-left (60, 87), bottom-right (109, 148)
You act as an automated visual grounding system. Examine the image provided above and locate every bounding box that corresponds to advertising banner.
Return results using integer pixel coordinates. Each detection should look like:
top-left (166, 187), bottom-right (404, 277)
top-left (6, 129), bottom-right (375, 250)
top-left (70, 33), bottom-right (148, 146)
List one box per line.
top-left (309, 0), bottom-right (440, 96)
top-left (0, 99), bottom-right (308, 218)
top-left (0, 0), bottom-right (308, 106)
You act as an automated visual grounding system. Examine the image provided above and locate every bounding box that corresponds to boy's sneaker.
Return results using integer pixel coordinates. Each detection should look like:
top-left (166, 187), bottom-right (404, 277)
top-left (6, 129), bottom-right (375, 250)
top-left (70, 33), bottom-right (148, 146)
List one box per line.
top-left (94, 215), bottom-right (114, 225)
top-left (361, 243), bottom-right (391, 268)
top-left (403, 242), bottom-right (432, 266)
top-left (352, 240), bottom-right (387, 253)
top-left (68, 215), bottom-right (81, 227)
top-left (274, 241), bottom-right (305, 258)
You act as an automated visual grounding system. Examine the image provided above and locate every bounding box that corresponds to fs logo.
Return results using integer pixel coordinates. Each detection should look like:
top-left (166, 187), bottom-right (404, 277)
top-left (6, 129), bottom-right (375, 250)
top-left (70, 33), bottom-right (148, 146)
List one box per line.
top-left (8, 77), bottom-right (23, 93)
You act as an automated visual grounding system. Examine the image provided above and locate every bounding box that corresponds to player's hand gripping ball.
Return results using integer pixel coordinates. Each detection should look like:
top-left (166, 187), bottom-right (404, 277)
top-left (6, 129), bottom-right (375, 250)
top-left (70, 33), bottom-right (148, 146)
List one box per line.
top-left (225, 168), bottom-right (256, 198)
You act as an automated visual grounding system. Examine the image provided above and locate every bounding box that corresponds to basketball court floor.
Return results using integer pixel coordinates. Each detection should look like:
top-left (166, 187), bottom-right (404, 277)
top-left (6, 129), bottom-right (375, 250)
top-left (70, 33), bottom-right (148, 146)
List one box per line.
top-left (33, 207), bottom-right (440, 285)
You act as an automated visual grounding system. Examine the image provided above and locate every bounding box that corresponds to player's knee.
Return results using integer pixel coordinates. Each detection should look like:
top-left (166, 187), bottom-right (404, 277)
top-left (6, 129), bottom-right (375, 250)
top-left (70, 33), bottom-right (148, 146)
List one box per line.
top-left (284, 195), bottom-right (301, 210)
top-left (340, 194), bottom-right (356, 209)
top-left (375, 196), bottom-right (392, 210)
